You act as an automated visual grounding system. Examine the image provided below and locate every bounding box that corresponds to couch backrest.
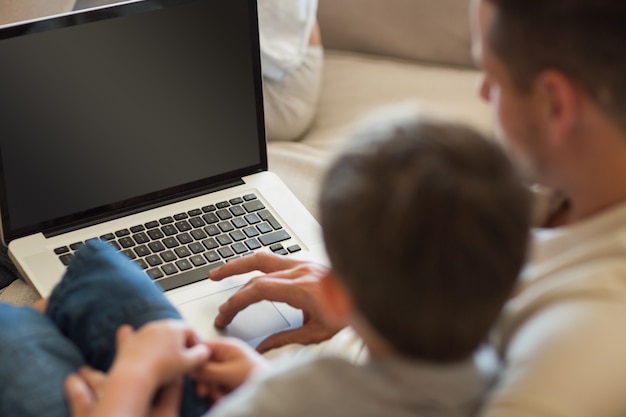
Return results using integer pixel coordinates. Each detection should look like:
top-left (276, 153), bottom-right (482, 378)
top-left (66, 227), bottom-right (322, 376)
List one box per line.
top-left (0, 0), bottom-right (76, 25)
top-left (318, 0), bottom-right (474, 68)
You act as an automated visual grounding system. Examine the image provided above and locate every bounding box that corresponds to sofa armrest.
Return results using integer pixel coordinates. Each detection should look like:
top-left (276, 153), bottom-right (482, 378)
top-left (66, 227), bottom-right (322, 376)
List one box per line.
top-left (318, 0), bottom-right (474, 68)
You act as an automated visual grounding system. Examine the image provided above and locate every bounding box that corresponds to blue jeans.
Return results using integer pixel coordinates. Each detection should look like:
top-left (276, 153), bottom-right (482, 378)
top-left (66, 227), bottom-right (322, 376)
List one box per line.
top-left (0, 240), bottom-right (211, 417)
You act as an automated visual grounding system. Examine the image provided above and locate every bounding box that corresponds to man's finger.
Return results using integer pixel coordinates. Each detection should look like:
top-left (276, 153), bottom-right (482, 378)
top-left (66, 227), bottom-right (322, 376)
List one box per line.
top-left (208, 252), bottom-right (303, 281)
top-left (255, 326), bottom-right (319, 353)
top-left (64, 373), bottom-right (96, 417)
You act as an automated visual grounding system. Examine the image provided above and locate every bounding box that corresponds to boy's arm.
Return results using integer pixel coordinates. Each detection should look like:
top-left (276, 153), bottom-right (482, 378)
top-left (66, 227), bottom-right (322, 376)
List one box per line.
top-left (194, 338), bottom-right (269, 401)
top-left (65, 320), bottom-right (209, 417)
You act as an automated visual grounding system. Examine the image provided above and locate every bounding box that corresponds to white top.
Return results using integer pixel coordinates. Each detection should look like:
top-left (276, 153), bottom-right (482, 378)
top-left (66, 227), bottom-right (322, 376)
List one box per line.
top-left (481, 193), bottom-right (626, 417)
top-left (258, 0), bottom-right (318, 80)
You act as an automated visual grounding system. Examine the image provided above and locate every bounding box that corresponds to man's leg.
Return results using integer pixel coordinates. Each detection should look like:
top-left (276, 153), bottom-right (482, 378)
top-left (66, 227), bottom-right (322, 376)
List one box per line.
top-left (0, 303), bottom-right (84, 417)
top-left (46, 239), bottom-right (210, 416)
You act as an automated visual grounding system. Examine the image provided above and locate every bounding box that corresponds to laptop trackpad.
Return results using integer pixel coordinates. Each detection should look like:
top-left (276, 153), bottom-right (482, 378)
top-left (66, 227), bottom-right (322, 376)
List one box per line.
top-left (177, 286), bottom-right (291, 347)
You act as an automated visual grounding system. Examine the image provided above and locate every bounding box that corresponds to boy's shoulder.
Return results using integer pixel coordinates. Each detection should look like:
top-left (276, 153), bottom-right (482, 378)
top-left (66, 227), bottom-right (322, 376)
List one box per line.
top-left (210, 350), bottom-right (499, 417)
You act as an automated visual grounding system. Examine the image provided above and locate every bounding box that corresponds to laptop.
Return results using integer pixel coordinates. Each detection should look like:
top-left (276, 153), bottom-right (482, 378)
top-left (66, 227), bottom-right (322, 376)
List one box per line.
top-left (0, 0), bottom-right (326, 347)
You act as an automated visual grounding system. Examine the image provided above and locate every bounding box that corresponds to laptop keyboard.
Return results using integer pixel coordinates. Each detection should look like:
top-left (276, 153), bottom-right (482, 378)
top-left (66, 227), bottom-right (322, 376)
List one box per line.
top-left (52, 193), bottom-right (301, 291)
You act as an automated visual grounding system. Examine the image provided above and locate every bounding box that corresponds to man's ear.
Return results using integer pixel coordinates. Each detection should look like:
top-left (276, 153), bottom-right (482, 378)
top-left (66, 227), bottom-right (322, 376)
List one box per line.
top-left (319, 270), bottom-right (354, 325)
top-left (534, 70), bottom-right (583, 147)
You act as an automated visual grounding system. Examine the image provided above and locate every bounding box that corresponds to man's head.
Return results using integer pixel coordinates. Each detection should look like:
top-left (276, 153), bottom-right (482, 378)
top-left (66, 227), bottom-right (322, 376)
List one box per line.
top-left (318, 109), bottom-right (531, 362)
top-left (470, 0), bottom-right (626, 190)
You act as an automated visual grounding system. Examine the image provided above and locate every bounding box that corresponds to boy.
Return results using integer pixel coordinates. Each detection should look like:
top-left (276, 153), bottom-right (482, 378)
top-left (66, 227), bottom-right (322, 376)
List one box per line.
top-left (64, 108), bottom-right (531, 417)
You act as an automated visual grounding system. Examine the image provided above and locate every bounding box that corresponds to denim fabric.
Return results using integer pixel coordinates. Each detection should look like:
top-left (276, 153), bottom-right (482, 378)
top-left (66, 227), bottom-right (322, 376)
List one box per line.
top-left (0, 240), bottom-right (210, 417)
top-left (0, 304), bottom-right (84, 417)
top-left (0, 243), bottom-right (20, 289)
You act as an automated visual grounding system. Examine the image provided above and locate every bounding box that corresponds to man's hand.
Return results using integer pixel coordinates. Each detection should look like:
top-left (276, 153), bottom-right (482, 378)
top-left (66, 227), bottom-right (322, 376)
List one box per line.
top-left (209, 253), bottom-right (343, 353)
top-left (193, 338), bottom-right (268, 401)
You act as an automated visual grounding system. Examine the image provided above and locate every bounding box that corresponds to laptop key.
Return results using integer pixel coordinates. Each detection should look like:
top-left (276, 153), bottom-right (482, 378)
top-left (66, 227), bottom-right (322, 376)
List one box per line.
top-left (175, 247), bottom-right (191, 258)
top-left (201, 205), bottom-right (216, 213)
top-left (191, 229), bottom-right (208, 240)
top-left (188, 209), bottom-right (202, 217)
top-left (155, 262), bottom-right (224, 291)
top-left (121, 249), bottom-right (136, 260)
top-left (217, 209), bottom-right (233, 220)
top-left (229, 197), bottom-right (244, 205)
top-left (146, 255), bottom-right (163, 266)
top-left (163, 237), bottom-right (179, 248)
top-left (202, 213), bottom-right (219, 224)
top-left (54, 246), bottom-right (69, 255)
top-left (133, 232), bottom-right (150, 244)
top-left (218, 247), bottom-right (234, 258)
top-left (115, 229), bottom-right (130, 237)
top-left (70, 242), bottom-right (84, 251)
top-left (175, 221), bottom-right (191, 232)
top-left (149, 241), bottom-right (166, 252)
top-left (259, 230), bottom-right (291, 246)
top-left (177, 233), bottom-right (193, 245)
top-left (147, 229), bottom-right (164, 240)
top-left (159, 217), bottom-right (174, 225)
top-left (229, 206), bottom-right (246, 217)
top-left (202, 238), bottom-right (219, 250)
top-left (218, 221), bottom-right (234, 232)
top-left (190, 255), bottom-right (207, 266)
top-left (59, 254), bottom-right (73, 266)
top-left (188, 242), bottom-right (205, 254)
top-left (118, 237), bottom-right (135, 248)
top-left (135, 258), bottom-right (149, 270)
top-left (100, 233), bottom-right (115, 241)
top-left (161, 263), bottom-right (178, 275)
top-left (174, 213), bottom-right (188, 221)
top-left (176, 259), bottom-right (193, 271)
top-left (231, 218), bottom-right (247, 228)
top-left (134, 245), bottom-right (151, 257)
top-left (161, 250), bottom-right (177, 263)
top-left (204, 251), bottom-right (220, 263)
top-left (145, 221), bottom-right (159, 229)
top-left (256, 223), bottom-right (273, 234)
top-left (147, 268), bottom-right (164, 280)
top-left (216, 201), bottom-right (230, 209)
top-left (287, 245), bottom-right (302, 253)
top-left (162, 225), bottom-right (178, 236)
top-left (232, 242), bottom-right (248, 254)
top-left (244, 238), bottom-right (261, 250)
top-left (243, 193), bottom-right (257, 201)
top-left (130, 225), bottom-right (145, 233)
top-left (189, 217), bottom-right (205, 228)
top-left (243, 200), bottom-right (265, 213)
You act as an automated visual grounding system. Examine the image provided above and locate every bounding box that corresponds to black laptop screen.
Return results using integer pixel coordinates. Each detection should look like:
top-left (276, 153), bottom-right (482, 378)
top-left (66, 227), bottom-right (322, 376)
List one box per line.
top-left (0, 0), bottom-right (267, 241)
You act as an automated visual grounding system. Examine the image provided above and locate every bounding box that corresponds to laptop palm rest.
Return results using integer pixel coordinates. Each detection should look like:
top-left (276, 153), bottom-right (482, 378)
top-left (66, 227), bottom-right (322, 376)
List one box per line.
top-left (176, 285), bottom-right (296, 348)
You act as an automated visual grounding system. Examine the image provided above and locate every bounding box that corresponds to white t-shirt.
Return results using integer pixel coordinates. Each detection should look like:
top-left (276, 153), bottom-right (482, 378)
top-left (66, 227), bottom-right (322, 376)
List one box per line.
top-left (481, 193), bottom-right (626, 417)
top-left (258, 0), bottom-right (318, 80)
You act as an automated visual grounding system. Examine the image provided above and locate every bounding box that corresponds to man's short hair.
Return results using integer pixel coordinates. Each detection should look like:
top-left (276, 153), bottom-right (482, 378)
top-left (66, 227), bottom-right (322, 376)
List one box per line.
top-left (319, 109), bottom-right (531, 362)
top-left (485, 0), bottom-right (626, 131)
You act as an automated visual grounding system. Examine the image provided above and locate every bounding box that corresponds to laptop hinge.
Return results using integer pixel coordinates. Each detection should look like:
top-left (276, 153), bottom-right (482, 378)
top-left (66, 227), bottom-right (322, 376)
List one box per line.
top-left (43, 178), bottom-right (245, 239)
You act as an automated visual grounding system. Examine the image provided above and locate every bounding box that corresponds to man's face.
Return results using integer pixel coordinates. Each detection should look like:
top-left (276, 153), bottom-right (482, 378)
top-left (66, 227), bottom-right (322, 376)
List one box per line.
top-left (470, 0), bottom-right (548, 181)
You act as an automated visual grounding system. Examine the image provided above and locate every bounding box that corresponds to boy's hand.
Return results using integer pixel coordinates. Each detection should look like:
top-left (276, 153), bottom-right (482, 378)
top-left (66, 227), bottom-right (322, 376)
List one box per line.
top-left (65, 367), bottom-right (184, 417)
top-left (64, 320), bottom-right (209, 417)
top-left (111, 320), bottom-right (209, 387)
top-left (209, 253), bottom-right (343, 352)
top-left (193, 338), bottom-right (268, 401)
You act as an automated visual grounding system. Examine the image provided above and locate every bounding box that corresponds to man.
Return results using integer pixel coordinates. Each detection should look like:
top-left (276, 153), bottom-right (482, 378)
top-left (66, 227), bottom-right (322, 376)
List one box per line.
top-left (209, 0), bottom-right (626, 415)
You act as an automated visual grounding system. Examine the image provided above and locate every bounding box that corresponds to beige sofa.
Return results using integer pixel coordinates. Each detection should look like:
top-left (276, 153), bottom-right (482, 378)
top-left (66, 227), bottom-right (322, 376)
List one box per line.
top-left (0, 0), bottom-right (491, 304)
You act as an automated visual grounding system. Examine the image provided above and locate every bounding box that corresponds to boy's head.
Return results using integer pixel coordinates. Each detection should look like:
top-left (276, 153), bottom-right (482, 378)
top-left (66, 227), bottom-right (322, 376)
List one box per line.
top-left (318, 108), bottom-right (531, 362)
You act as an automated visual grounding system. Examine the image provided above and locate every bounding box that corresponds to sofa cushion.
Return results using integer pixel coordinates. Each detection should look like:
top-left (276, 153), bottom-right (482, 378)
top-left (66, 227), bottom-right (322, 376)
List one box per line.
top-left (268, 50), bottom-right (491, 219)
top-left (317, 0), bottom-right (474, 68)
